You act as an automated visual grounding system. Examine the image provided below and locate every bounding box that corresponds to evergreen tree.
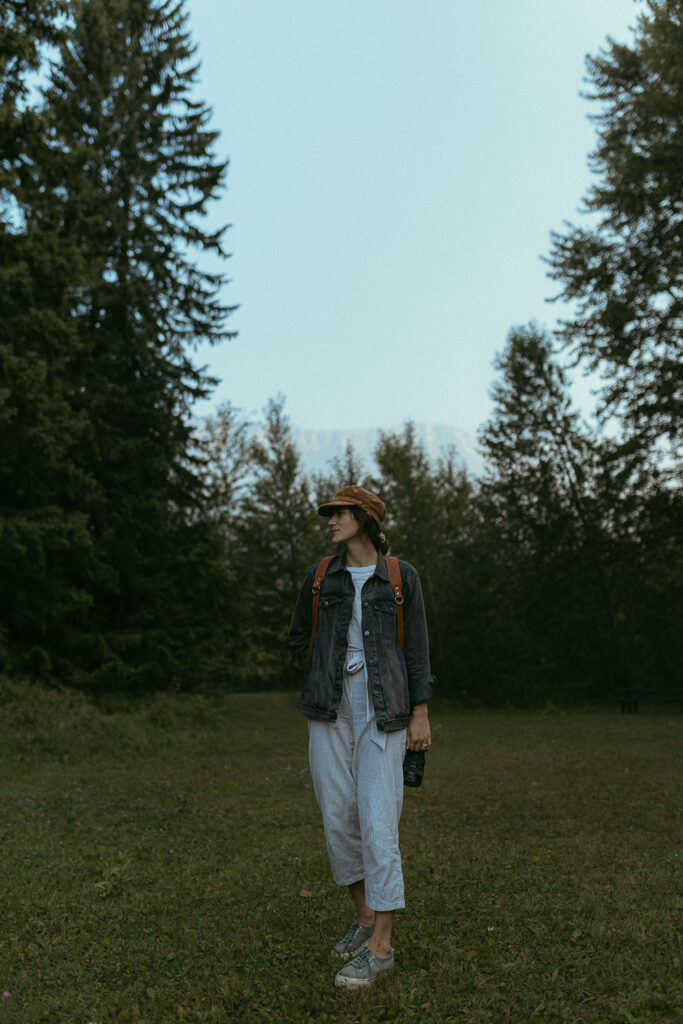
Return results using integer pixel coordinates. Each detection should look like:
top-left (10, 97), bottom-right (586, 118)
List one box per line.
top-left (311, 441), bottom-right (369, 520)
top-left (371, 423), bottom-right (473, 689)
top-left (3, 0), bottom-right (235, 688)
top-left (0, 1), bottom-right (66, 164)
top-left (195, 402), bottom-right (252, 675)
top-left (372, 424), bottom-right (445, 629)
top-left (235, 398), bottom-right (318, 688)
top-left (480, 326), bottom-right (596, 540)
top-left (0, 0), bottom-right (93, 678)
top-left (478, 324), bottom-right (622, 699)
top-left (548, 0), bottom-right (683, 456)
top-left (199, 402), bottom-right (252, 528)
top-left (326, 441), bottom-right (367, 492)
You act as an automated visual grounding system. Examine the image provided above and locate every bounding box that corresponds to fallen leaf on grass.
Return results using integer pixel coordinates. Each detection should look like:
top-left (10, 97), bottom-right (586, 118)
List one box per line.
top-left (298, 889), bottom-right (313, 898)
top-left (421, 1000), bottom-right (434, 1011)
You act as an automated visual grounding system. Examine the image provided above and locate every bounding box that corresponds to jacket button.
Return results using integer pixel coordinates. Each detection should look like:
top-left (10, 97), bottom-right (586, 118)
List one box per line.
top-left (364, 630), bottom-right (370, 636)
top-left (363, 601), bottom-right (368, 607)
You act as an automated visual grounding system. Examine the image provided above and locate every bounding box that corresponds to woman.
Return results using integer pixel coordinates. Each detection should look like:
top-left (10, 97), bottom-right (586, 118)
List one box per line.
top-left (288, 485), bottom-right (435, 989)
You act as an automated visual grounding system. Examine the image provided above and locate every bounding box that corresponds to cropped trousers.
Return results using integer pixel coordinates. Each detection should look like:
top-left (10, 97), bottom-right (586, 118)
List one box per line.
top-left (308, 666), bottom-right (406, 911)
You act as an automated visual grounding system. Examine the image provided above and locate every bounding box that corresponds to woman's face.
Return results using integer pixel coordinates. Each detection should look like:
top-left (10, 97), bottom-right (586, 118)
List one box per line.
top-left (328, 507), bottom-right (362, 545)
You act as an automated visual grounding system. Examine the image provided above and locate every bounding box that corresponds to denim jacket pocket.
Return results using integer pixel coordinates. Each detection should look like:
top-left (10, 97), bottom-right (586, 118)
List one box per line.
top-left (304, 593), bottom-right (344, 714)
top-left (317, 594), bottom-right (344, 639)
top-left (372, 598), bottom-right (399, 651)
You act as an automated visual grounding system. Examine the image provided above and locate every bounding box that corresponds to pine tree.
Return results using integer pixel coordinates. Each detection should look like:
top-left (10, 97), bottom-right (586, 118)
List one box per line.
top-left (3, 0), bottom-right (235, 688)
top-left (371, 423), bottom-right (472, 685)
top-left (235, 399), bottom-right (318, 688)
top-left (0, 0), bottom-right (95, 679)
top-left (548, 0), bottom-right (683, 456)
top-left (0, 1), bottom-right (65, 160)
top-left (480, 326), bottom-right (595, 540)
top-left (199, 403), bottom-right (252, 529)
top-left (478, 324), bottom-right (624, 698)
top-left (372, 424), bottom-right (445, 607)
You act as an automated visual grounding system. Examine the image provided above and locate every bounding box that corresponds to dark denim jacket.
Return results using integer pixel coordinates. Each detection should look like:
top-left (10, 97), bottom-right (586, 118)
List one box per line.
top-left (288, 553), bottom-right (435, 732)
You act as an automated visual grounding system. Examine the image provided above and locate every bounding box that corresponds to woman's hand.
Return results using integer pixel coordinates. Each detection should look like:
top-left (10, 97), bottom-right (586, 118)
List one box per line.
top-left (406, 702), bottom-right (431, 752)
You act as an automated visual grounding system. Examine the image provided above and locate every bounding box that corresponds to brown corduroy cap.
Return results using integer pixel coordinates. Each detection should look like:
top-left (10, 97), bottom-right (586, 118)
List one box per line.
top-left (318, 485), bottom-right (386, 525)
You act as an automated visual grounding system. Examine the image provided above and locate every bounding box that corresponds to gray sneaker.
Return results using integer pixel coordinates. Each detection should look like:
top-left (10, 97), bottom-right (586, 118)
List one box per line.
top-left (333, 919), bottom-right (374, 959)
top-left (334, 945), bottom-right (395, 988)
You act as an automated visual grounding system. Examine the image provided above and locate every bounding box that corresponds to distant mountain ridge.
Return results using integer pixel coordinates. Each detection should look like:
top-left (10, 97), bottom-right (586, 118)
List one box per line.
top-left (292, 423), bottom-right (484, 478)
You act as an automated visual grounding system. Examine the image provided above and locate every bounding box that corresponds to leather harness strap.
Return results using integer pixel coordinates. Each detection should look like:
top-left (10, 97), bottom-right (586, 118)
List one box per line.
top-left (385, 556), bottom-right (405, 652)
top-left (308, 556), bottom-right (334, 656)
top-left (308, 555), bottom-right (405, 656)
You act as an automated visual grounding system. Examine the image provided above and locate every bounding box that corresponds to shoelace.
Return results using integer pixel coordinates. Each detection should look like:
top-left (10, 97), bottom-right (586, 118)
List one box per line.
top-left (349, 946), bottom-right (374, 968)
top-left (343, 921), bottom-right (369, 947)
top-left (340, 923), bottom-right (359, 949)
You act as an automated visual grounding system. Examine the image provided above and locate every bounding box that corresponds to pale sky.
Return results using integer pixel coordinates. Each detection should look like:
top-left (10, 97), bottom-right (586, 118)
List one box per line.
top-left (188, 0), bottom-right (639, 436)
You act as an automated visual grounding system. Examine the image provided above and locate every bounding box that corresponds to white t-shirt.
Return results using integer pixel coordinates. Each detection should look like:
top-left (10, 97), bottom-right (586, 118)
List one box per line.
top-left (345, 562), bottom-right (387, 749)
top-left (346, 563), bottom-right (376, 657)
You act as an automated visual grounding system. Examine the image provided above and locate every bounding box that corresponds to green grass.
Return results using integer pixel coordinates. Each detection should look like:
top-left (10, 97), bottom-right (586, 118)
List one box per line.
top-left (0, 682), bottom-right (680, 1023)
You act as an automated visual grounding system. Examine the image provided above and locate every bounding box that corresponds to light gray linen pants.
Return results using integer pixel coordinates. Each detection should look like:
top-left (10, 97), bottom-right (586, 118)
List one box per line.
top-left (308, 667), bottom-right (407, 911)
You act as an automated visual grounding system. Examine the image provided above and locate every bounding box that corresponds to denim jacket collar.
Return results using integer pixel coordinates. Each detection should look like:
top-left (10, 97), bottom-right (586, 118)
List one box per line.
top-left (326, 551), bottom-right (390, 581)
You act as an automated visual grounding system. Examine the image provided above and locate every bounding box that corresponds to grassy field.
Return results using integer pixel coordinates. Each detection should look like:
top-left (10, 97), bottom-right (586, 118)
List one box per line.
top-left (0, 682), bottom-right (680, 1023)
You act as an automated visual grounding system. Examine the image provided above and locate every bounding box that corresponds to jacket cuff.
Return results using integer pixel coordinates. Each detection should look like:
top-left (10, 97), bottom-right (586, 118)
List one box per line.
top-left (410, 675), bottom-right (435, 707)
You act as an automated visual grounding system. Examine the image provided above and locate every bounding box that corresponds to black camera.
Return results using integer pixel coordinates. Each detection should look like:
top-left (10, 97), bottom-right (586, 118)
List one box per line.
top-left (403, 749), bottom-right (425, 788)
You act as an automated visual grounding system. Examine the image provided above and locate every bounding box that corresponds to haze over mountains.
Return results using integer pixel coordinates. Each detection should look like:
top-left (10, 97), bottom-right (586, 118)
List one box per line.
top-left (292, 423), bottom-right (484, 478)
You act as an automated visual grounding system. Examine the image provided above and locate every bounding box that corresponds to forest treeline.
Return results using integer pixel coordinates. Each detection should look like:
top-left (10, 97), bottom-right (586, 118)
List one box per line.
top-left (1, 0), bottom-right (681, 704)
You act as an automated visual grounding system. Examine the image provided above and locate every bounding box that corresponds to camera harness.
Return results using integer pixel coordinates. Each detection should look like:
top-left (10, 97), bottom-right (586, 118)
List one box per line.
top-left (308, 556), bottom-right (404, 657)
